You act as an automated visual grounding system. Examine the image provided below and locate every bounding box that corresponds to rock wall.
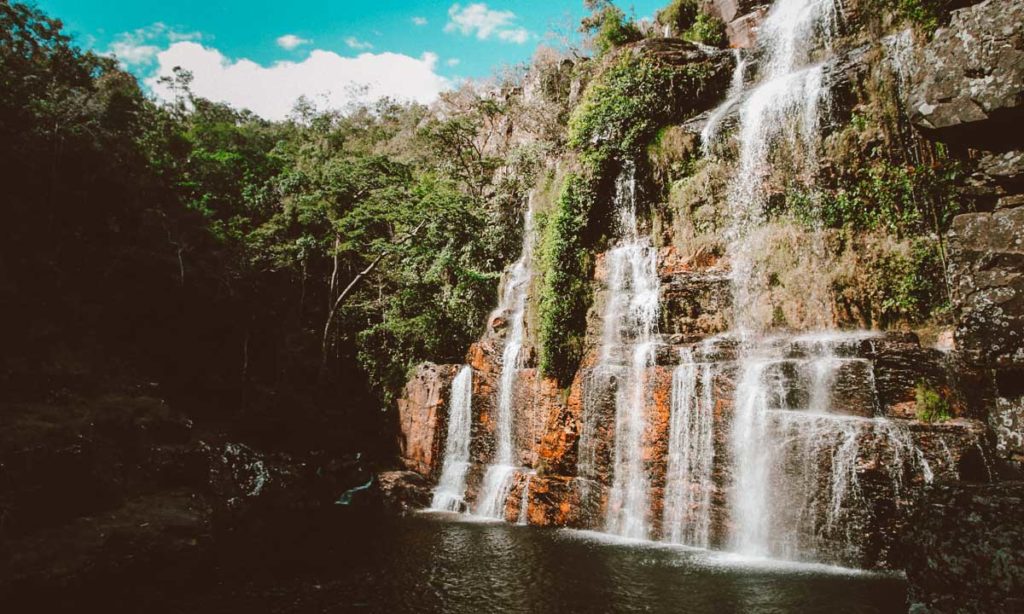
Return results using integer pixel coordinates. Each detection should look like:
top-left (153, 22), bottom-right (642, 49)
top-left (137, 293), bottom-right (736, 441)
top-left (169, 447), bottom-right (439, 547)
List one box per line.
top-left (395, 0), bottom-right (1023, 583)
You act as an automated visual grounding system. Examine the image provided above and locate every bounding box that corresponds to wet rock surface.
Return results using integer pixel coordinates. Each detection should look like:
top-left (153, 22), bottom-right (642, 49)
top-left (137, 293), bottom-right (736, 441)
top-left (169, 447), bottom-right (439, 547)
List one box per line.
top-left (397, 362), bottom-right (460, 477)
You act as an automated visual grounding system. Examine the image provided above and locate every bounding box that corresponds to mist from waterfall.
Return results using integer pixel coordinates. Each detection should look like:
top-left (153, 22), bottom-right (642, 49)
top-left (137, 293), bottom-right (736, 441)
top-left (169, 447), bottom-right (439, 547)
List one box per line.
top-left (431, 365), bottom-right (474, 512)
top-left (476, 199), bottom-right (536, 519)
top-left (598, 163), bottom-right (660, 540)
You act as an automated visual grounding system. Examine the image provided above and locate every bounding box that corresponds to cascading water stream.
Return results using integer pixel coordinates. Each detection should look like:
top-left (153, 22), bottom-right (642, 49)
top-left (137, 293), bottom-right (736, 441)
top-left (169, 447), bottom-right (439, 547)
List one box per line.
top-left (476, 200), bottom-right (536, 519)
top-left (701, 49), bottom-right (747, 155)
top-left (662, 345), bottom-right (716, 547)
top-left (693, 0), bottom-right (941, 564)
top-left (430, 365), bottom-right (474, 512)
top-left (598, 163), bottom-right (660, 540)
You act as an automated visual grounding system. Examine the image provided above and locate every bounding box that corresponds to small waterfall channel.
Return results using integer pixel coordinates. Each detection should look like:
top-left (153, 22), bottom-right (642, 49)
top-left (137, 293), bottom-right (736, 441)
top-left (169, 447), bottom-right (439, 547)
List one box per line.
top-left (597, 163), bottom-right (661, 540)
top-left (430, 365), bottom-right (474, 512)
top-left (476, 200), bottom-right (536, 519)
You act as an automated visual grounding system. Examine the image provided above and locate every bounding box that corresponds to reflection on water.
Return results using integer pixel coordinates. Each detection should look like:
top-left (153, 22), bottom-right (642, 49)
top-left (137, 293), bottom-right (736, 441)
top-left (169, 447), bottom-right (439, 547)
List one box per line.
top-left (158, 510), bottom-right (904, 613)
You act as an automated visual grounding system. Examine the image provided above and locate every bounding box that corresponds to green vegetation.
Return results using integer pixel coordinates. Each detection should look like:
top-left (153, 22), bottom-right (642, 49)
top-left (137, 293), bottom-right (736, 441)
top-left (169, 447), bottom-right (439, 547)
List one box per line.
top-left (568, 54), bottom-right (714, 160)
top-left (915, 381), bottom-right (952, 422)
top-left (538, 46), bottom-right (720, 382)
top-left (784, 158), bottom-right (963, 237)
top-left (894, 0), bottom-right (953, 33)
top-left (686, 12), bottom-right (727, 46)
top-left (580, 0), bottom-right (643, 58)
top-left (538, 169), bottom-right (600, 382)
top-left (0, 1), bottom-right (534, 449)
top-left (656, 0), bottom-right (727, 46)
top-left (871, 238), bottom-right (948, 323)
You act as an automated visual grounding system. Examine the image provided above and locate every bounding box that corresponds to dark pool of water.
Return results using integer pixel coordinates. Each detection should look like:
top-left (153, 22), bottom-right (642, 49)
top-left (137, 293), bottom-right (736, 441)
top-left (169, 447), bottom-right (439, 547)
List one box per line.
top-left (153, 509), bottom-right (906, 613)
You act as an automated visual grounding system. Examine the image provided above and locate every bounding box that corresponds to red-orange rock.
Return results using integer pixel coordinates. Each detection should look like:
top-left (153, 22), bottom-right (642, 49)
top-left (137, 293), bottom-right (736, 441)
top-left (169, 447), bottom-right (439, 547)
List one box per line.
top-left (397, 362), bottom-right (461, 478)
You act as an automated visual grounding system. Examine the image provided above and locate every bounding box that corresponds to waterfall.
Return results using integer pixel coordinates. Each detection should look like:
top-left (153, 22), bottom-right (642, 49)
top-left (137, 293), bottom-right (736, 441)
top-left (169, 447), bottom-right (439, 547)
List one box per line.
top-left (599, 163), bottom-right (660, 540)
top-left (431, 365), bottom-right (474, 512)
top-left (476, 200), bottom-right (535, 519)
top-left (701, 49), bottom-right (747, 155)
top-left (728, 333), bottom-right (937, 562)
top-left (662, 346), bottom-right (716, 547)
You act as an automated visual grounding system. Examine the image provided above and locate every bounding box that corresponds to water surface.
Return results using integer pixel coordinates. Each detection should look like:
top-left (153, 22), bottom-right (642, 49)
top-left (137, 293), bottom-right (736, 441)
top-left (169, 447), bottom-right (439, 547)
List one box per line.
top-left (168, 510), bottom-right (906, 613)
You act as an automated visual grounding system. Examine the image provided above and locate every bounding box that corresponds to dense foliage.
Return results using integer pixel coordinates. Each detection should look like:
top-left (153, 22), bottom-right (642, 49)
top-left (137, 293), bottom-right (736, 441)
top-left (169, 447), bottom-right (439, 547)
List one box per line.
top-left (580, 0), bottom-right (643, 58)
top-left (656, 0), bottom-right (727, 46)
top-left (538, 49), bottom-right (723, 382)
top-left (0, 1), bottom-right (528, 453)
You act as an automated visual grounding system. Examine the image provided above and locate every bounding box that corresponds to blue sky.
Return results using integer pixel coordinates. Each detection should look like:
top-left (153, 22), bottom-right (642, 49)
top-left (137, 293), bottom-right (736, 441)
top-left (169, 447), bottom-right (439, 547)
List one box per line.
top-left (37, 0), bottom-right (665, 119)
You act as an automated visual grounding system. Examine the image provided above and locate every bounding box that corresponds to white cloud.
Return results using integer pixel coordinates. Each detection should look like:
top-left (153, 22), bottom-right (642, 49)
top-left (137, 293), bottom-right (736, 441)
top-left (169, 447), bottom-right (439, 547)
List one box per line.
top-left (110, 41), bottom-right (161, 66)
top-left (106, 22), bottom-right (201, 67)
top-left (447, 58), bottom-right (461, 67)
top-left (412, 16), bottom-right (428, 26)
top-left (147, 42), bottom-right (450, 121)
top-left (344, 36), bottom-right (374, 50)
top-left (276, 34), bottom-right (311, 50)
top-left (445, 3), bottom-right (530, 44)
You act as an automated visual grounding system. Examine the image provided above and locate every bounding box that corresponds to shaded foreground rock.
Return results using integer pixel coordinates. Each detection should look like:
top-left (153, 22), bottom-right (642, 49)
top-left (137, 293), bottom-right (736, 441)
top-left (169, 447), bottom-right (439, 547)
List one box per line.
top-left (904, 481), bottom-right (1024, 613)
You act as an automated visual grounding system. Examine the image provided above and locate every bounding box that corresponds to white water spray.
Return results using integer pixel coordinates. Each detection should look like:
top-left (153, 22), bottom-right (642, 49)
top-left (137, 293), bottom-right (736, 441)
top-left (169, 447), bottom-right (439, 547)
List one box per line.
top-left (662, 346), bottom-right (717, 547)
top-left (476, 200), bottom-right (536, 519)
top-left (431, 365), bottom-right (474, 512)
top-left (599, 163), bottom-right (660, 540)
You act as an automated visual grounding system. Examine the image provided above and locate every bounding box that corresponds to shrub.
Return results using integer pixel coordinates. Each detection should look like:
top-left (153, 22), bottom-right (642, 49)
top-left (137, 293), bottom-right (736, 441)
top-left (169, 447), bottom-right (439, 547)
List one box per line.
top-left (915, 381), bottom-right (952, 422)
top-left (685, 12), bottom-right (727, 47)
top-left (568, 54), bottom-right (714, 160)
top-left (538, 171), bottom-right (600, 383)
top-left (656, 0), bottom-right (699, 33)
top-left (581, 1), bottom-right (643, 58)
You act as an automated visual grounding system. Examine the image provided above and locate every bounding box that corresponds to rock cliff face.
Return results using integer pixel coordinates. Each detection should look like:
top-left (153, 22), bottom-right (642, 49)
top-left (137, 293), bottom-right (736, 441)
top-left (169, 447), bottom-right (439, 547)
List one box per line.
top-left (398, 0), bottom-right (1023, 594)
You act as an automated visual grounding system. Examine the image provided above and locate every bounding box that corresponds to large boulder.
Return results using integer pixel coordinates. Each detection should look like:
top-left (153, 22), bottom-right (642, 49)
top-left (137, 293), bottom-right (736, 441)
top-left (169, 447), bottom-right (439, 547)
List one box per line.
top-left (907, 0), bottom-right (1024, 148)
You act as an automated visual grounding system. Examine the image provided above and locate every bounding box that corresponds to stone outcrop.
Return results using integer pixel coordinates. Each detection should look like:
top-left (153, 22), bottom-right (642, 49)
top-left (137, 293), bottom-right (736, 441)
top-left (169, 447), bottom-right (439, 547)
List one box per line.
top-left (948, 207), bottom-right (1024, 370)
top-left (396, 362), bottom-right (460, 477)
top-left (907, 0), bottom-right (1024, 148)
top-left (904, 481), bottom-right (1024, 613)
top-left (376, 470), bottom-right (432, 514)
top-left (699, 0), bottom-right (768, 48)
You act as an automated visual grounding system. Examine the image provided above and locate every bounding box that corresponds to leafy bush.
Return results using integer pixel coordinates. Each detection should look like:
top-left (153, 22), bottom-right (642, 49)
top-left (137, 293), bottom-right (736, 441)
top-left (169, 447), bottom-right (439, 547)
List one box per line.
top-left (656, 0), bottom-right (726, 46)
top-left (538, 170), bottom-right (600, 383)
top-left (685, 12), bottom-right (727, 47)
top-left (915, 381), bottom-right (952, 422)
top-left (568, 54), bottom-right (713, 160)
top-left (656, 0), bottom-right (699, 33)
top-left (580, 0), bottom-right (643, 58)
top-left (784, 157), bottom-right (963, 237)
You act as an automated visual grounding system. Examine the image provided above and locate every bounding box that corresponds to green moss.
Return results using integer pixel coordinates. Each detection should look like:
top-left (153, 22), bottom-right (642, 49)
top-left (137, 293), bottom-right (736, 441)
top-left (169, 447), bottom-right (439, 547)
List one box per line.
top-left (538, 170), bottom-right (599, 383)
top-left (568, 53), bottom-right (713, 161)
top-left (915, 381), bottom-right (952, 422)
